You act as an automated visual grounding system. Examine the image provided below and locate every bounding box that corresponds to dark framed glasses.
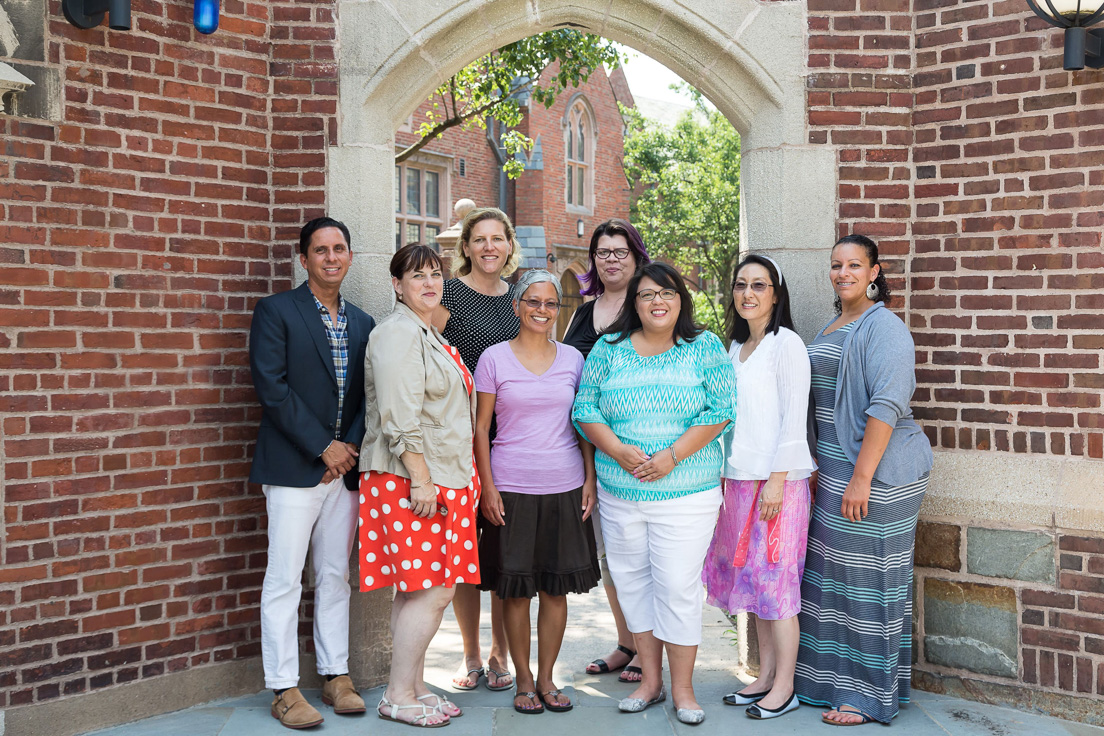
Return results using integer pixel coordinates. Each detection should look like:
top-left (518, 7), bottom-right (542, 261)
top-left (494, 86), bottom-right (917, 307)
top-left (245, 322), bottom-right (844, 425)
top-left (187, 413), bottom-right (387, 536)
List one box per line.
top-left (636, 288), bottom-right (678, 302)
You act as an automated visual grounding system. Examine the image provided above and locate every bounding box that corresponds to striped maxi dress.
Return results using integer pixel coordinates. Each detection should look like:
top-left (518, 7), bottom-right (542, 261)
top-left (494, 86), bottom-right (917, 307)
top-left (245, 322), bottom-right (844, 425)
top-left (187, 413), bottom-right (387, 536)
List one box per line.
top-left (795, 321), bottom-right (929, 723)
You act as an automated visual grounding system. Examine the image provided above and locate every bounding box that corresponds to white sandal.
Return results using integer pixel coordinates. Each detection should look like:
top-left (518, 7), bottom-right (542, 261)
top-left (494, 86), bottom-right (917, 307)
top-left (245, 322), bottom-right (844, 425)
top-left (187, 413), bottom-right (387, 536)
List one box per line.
top-left (418, 693), bottom-right (463, 718)
top-left (377, 694), bottom-right (450, 728)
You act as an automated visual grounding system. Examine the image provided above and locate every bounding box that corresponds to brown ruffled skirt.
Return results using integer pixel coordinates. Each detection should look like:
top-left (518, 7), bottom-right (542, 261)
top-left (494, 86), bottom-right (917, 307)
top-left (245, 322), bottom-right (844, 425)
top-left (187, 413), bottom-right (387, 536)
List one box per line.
top-left (477, 486), bottom-right (600, 599)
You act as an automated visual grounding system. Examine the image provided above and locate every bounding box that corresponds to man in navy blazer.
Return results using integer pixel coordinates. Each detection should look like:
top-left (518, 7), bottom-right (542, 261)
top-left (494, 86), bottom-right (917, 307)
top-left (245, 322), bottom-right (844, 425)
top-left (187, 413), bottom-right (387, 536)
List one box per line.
top-left (249, 217), bottom-right (374, 729)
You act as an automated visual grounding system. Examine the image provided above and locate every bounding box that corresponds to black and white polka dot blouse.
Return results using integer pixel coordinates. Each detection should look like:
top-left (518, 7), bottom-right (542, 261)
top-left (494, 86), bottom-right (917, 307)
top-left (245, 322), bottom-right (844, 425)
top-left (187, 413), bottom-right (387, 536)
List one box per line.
top-left (441, 278), bottom-right (520, 373)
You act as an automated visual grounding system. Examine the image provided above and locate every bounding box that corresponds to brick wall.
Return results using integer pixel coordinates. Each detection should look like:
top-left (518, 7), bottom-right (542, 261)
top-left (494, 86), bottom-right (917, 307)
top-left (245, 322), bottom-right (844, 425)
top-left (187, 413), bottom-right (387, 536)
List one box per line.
top-left (909, 0), bottom-right (1103, 460)
top-left (0, 0), bottom-right (337, 709)
top-left (806, 0), bottom-right (1104, 460)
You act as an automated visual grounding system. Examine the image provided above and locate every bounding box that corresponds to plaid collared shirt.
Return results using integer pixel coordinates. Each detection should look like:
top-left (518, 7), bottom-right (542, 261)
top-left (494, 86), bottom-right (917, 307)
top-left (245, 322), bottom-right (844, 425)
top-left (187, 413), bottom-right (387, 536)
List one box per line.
top-left (312, 292), bottom-right (349, 437)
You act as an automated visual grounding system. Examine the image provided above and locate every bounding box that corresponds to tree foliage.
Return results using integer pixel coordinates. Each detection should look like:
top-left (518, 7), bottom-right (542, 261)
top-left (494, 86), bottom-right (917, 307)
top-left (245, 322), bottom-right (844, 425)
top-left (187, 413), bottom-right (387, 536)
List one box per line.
top-left (397, 31), bottom-right (622, 179)
top-left (622, 89), bottom-right (741, 334)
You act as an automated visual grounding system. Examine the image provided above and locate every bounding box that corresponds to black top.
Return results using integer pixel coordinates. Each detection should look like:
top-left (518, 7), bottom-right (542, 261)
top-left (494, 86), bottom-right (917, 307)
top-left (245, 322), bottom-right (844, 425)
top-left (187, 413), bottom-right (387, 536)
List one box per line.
top-left (563, 299), bottom-right (601, 359)
top-left (441, 278), bottom-right (520, 372)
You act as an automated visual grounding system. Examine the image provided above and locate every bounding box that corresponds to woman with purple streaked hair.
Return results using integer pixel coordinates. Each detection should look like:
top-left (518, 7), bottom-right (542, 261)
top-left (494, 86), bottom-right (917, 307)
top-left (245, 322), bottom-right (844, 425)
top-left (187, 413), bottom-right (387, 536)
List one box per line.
top-left (562, 218), bottom-right (651, 684)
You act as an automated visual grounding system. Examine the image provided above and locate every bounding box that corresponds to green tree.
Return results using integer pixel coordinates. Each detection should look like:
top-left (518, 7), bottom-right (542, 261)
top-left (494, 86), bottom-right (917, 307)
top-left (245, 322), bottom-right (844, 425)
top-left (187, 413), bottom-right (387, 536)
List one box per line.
top-left (396, 31), bottom-right (622, 179)
top-left (622, 90), bottom-right (741, 335)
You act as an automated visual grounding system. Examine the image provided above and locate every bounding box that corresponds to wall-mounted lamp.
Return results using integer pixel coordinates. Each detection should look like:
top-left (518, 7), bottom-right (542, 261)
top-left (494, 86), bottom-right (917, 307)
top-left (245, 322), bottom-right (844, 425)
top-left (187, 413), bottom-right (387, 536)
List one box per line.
top-left (194, 0), bottom-right (220, 34)
top-left (1026, 0), bottom-right (1104, 70)
top-left (576, 219), bottom-right (585, 238)
top-left (63, 0), bottom-right (131, 29)
top-left (547, 252), bottom-right (558, 264)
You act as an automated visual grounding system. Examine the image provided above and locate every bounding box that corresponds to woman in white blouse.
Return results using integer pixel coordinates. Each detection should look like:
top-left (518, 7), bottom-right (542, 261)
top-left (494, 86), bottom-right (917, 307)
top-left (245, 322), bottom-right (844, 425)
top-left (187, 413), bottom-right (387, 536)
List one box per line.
top-left (701, 254), bottom-right (815, 721)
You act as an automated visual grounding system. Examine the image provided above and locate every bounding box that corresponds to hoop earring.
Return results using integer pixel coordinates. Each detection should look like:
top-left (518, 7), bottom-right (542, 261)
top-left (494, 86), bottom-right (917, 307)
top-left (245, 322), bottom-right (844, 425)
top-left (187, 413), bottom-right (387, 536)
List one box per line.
top-left (866, 282), bottom-right (879, 301)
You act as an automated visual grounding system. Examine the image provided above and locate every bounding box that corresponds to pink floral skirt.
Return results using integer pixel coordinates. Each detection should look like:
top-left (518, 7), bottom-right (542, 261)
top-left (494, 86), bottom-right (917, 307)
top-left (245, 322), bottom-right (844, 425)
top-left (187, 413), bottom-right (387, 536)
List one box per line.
top-left (701, 477), bottom-right (811, 620)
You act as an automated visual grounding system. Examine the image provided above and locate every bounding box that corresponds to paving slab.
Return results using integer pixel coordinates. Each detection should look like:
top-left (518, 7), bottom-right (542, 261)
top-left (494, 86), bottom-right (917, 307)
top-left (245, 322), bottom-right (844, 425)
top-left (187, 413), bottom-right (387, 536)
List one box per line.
top-left (914, 692), bottom-right (1103, 736)
top-left (82, 587), bottom-right (1104, 736)
top-left (80, 708), bottom-right (233, 736)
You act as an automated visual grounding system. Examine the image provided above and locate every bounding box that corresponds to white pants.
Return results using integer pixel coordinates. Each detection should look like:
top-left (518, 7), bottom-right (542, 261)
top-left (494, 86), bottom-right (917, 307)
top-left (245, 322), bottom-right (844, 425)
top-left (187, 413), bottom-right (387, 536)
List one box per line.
top-left (261, 478), bottom-right (358, 689)
top-left (598, 486), bottom-right (722, 646)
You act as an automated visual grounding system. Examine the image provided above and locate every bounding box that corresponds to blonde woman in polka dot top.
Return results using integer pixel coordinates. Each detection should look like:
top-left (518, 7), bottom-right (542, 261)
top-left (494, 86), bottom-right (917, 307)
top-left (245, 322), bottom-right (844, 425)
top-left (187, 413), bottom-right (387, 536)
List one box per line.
top-left (357, 244), bottom-right (481, 727)
top-left (433, 207), bottom-right (521, 693)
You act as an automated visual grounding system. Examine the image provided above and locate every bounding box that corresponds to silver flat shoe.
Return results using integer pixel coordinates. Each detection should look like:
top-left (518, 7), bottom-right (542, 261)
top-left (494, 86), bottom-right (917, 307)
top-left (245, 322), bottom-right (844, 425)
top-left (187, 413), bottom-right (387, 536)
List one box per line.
top-left (676, 706), bottom-right (705, 725)
top-left (618, 687), bottom-right (666, 713)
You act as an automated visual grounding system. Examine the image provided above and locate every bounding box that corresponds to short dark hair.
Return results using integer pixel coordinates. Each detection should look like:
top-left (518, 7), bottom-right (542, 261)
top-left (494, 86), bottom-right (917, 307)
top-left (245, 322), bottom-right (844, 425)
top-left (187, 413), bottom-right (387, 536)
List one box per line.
top-left (390, 243), bottom-right (443, 280)
top-left (579, 219), bottom-right (651, 297)
top-left (606, 262), bottom-right (703, 345)
top-left (725, 254), bottom-right (795, 344)
top-left (831, 233), bottom-right (890, 314)
top-left (299, 217), bottom-right (351, 256)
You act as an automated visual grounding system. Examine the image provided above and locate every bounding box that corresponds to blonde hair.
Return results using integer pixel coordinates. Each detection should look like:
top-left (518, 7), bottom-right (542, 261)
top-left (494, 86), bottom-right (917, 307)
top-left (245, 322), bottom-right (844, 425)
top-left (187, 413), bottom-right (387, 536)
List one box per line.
top-left (453, 207), bottom-right (521, 277)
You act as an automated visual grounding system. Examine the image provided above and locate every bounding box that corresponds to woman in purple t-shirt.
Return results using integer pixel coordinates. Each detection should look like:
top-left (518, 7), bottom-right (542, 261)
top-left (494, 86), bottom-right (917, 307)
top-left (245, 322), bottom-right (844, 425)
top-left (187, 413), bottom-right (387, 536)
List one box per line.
top-left (473, 269), bottom-right (600, 715)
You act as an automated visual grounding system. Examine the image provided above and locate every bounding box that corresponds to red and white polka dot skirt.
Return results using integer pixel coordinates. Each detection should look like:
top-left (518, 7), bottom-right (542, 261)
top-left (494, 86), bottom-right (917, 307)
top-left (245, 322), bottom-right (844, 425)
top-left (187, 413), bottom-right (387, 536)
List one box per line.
top-left (357, 344), bottom-right (482, 593)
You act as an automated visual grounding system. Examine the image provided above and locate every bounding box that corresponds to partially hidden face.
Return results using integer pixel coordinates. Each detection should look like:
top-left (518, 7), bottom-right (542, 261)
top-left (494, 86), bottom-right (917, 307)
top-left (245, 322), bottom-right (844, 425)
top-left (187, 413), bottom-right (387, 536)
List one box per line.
top-left (464, 218), bottom-right (511, 277)
top-left (635, 276), bottom-right (681, 333)
top-left (515, 281), bottom-right (560, 335)
top-left (830, 242), bottom-right (879, 303)
top-left (394, 261), bottom-right (443, 314)
top-left (732, 263), bottom-right (777, 325)
top-left (300, 226), bottom-right (352, 288)
top-left (593, 233), bottom-right (635, 292)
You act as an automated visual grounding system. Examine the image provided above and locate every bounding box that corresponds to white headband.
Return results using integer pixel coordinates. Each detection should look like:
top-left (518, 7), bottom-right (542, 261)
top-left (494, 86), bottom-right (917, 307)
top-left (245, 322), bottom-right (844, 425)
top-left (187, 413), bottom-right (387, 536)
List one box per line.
top-left (760, 255), bottom-right (784, 286)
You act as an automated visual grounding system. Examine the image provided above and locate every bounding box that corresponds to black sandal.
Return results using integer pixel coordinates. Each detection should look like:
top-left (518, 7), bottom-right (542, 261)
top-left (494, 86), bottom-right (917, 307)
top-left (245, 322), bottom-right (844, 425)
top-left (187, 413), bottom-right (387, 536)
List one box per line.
top-left (540, 689), bottom-right (573, 713)
top-left (618, 665), bottom-right (643, 684)
top-left (586, 644), bottom-right (636, 674)
top-left (513, 691), bottom-right (544, 715)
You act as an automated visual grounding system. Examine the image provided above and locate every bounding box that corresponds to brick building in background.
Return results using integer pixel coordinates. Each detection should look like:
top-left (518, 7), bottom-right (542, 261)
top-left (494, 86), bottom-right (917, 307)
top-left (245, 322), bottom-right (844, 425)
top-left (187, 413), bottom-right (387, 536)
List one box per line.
top-left (0, 0), bottom-right (1102, 733)
top-left (392, 62), bottom-right (633, 336)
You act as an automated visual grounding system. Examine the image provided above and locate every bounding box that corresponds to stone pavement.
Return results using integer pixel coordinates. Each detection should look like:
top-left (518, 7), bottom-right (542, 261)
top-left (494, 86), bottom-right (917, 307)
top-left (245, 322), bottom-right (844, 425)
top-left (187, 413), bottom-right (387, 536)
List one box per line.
top-left (84, 588), bottom-right (1103, 736)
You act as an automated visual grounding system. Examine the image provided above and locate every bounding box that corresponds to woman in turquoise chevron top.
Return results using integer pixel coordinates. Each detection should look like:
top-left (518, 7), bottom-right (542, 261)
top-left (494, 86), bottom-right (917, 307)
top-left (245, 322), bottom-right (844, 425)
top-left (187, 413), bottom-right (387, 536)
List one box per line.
top-left (572, 262), bottom-right (736, 726)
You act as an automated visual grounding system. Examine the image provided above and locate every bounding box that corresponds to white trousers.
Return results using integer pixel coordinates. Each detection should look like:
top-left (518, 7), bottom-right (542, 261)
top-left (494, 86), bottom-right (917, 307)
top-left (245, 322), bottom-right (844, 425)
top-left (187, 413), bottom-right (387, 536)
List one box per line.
top-left (261, 478), bottom-right (358, 689)
top-left (598, 486), bottom-right (722, 647)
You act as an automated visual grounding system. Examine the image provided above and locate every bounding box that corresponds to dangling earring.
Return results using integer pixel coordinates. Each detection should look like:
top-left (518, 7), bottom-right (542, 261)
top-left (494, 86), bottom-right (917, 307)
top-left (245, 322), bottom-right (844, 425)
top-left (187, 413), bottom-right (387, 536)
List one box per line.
top-left (866, 281), bottom-right (879, 301)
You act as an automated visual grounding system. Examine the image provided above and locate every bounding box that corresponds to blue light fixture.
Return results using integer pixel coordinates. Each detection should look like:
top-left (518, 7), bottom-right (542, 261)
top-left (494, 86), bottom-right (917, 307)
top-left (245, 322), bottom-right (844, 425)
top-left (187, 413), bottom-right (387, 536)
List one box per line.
top-left (193, 0), bottom-right (219, 34)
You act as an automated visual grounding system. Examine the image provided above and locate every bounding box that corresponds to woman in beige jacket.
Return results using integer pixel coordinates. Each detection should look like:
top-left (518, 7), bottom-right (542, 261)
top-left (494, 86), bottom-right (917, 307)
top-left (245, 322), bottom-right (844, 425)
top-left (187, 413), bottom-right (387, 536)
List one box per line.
top-left (358, 244), bottom-right (481, 728)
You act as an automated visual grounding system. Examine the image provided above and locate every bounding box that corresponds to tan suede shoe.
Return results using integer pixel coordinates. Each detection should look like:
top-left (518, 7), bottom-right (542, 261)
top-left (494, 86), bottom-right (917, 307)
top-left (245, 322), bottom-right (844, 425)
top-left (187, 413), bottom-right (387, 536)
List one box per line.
top-left (321, 675), bottom-right (367, 714)
top-left (271, 687), bottom-right (324, 729)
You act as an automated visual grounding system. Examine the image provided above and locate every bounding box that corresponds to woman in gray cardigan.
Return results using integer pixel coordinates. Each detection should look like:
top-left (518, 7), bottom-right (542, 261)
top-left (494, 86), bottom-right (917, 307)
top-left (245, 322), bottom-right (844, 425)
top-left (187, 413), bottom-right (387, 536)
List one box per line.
top-left (794, 235), bottom-right (934, 726)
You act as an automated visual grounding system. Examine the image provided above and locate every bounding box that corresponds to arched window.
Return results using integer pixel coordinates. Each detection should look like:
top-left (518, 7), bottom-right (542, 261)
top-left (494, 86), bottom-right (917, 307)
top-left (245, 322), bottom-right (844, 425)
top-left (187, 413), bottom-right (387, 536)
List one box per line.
top-left (565, 98), bottom-right (594, 211)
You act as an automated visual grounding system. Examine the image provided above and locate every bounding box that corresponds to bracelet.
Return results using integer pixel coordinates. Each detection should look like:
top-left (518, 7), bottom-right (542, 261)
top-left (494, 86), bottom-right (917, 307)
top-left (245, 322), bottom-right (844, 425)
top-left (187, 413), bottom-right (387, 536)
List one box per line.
top-left (668, 444), bottom-right (679, 465)
top-left (411, 480), bottom-right (433, 489)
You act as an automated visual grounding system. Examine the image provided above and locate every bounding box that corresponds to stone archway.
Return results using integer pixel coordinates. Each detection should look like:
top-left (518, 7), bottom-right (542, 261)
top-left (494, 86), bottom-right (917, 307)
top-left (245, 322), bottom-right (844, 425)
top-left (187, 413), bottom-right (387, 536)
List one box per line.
top-left (330, 0), bottom-right (836, 338)
top-left (331, 0), bottom-right (837, 684)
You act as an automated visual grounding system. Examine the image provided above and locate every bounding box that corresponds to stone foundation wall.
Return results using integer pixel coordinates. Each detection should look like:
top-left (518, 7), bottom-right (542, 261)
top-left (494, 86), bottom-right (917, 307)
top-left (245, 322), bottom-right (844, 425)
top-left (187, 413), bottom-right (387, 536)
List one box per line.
top-left (913, 519), bottom-right (1104, 722)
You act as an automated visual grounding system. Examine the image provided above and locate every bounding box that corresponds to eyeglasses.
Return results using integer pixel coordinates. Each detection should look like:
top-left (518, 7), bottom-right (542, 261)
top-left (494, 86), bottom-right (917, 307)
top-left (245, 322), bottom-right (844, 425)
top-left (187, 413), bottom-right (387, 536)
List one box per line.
top-left (733, 281), bottom-right (774, 294)
top-left (594, 248), bottom-right (631, 260)
top-left (636, 288), bottom-right (678, 302)
top-left (519, 299), bottom-right (561, 310)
